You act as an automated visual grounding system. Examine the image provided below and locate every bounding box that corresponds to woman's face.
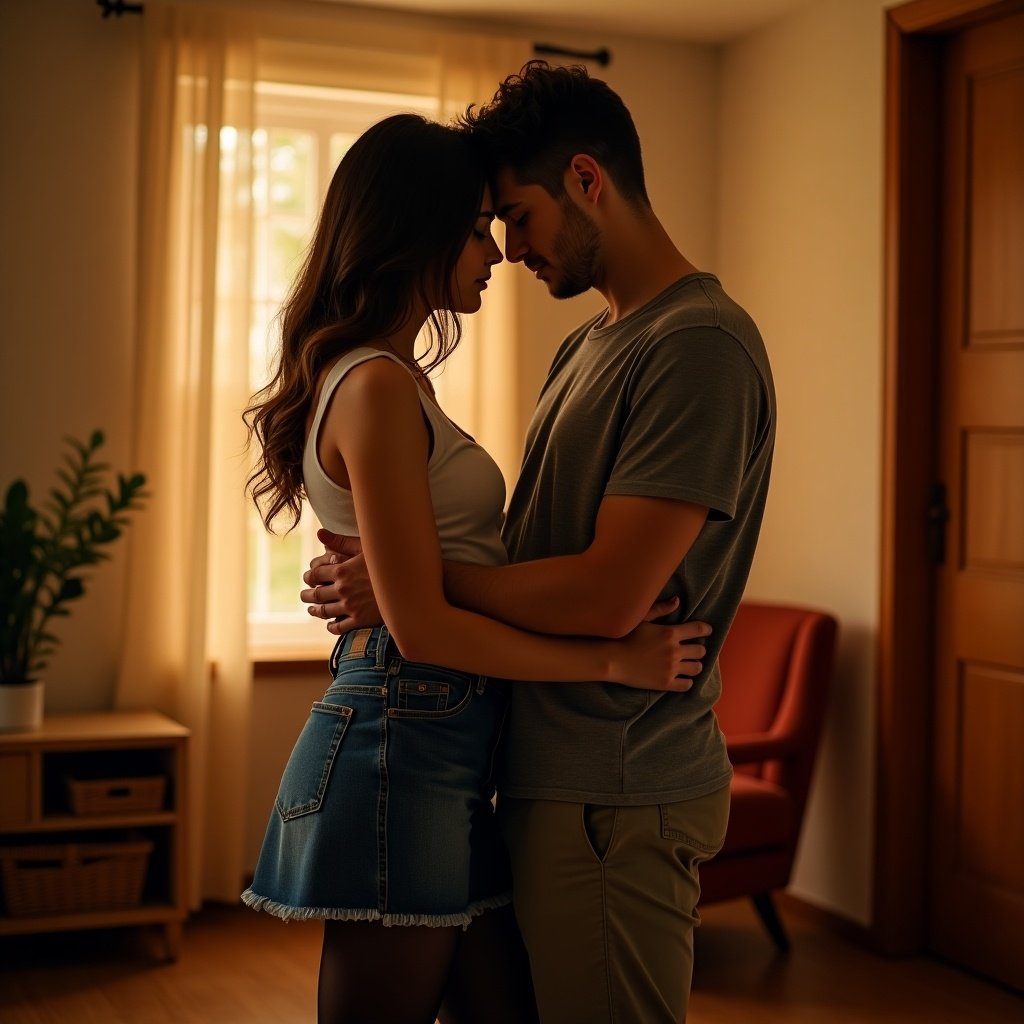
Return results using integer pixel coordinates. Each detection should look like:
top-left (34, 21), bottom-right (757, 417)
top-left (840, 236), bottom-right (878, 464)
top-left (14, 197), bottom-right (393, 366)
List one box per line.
top-left (449, 186), bottom-right (503, 314)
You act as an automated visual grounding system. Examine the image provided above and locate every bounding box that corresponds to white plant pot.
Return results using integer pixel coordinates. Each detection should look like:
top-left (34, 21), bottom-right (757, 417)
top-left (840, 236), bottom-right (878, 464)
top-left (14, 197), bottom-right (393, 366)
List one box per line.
top-left (0, 681), bottom-right (45, 731)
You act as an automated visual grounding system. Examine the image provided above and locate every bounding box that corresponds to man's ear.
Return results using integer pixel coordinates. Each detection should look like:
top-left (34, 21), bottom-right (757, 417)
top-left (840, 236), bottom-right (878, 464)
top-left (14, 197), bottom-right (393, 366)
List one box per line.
top-left (566, 154), bottom-right (602, 205)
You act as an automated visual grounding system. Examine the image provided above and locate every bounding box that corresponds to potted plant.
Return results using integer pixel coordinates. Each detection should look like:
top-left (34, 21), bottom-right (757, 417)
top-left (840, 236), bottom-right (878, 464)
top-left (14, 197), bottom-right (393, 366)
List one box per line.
top-left (0, 431), bottom-right (147, 730)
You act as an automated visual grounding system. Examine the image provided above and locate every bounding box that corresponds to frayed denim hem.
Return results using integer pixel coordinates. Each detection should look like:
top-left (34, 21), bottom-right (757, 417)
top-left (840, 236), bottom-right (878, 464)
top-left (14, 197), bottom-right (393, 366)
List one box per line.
top-left (240, 887), bottom-right (512, 930)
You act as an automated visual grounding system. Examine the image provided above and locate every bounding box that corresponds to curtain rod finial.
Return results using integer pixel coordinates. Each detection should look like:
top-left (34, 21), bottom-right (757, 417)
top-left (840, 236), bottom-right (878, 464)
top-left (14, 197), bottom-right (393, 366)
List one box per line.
top-left (533, 43), bottom-right (612, 67)
top-left (98, 0), bottom-right (144, 18)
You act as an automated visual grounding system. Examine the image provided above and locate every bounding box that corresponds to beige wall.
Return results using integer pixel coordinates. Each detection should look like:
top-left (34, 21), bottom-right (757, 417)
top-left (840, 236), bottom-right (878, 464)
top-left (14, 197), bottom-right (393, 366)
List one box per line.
top-left (718, 0), bottom-right (893, 923)
top-left (0, 0), bottom-right (141, 711)
top-left (1, 0), bottom-right (898, 925)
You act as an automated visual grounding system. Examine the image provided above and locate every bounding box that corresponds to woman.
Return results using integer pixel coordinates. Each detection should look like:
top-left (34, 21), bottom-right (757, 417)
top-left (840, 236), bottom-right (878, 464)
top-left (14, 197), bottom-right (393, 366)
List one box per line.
top-left (242, 114), bottom-right (710, 1024)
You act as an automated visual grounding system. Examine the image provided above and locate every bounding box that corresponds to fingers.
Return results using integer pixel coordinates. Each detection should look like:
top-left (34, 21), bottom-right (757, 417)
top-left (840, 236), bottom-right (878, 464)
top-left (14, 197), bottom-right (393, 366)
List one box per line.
top-left (316, 529), bottom-right (362, 557)
top-left (673, 638), bottom-right (706, 681)
top-left (301, 561), bottom-right (346, 590)
top-left (676, 662), bottom-right (702, 679)
top-left (675, 620), bottom-right (712, 641)
top-left (307, 552), bottom-right (339, 573)
top-left (306, 597), bottom-right (346, 620)
top-left (643, 596), bottom-right (680, 622)
top-left (300, 579), bottom-right (340, 604)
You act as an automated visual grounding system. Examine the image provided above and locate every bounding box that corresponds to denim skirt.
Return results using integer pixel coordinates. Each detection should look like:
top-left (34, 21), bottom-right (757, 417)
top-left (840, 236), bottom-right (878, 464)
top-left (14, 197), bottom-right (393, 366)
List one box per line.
top-left (242, 625), bottom-right (513, 928)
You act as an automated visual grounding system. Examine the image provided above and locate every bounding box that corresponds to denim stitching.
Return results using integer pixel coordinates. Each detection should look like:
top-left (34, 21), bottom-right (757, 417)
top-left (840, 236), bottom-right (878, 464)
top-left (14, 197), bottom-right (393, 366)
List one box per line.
top-left (388, 677), bottom-right (474, 720)
top-left (376, 687), bottom-right (390, 915)
top-left (375, 625), bottom-right (390, 670)
top-left (276, 704), bottom-right (352, 820)
top-left (397, 679), bottom-right (450, 712)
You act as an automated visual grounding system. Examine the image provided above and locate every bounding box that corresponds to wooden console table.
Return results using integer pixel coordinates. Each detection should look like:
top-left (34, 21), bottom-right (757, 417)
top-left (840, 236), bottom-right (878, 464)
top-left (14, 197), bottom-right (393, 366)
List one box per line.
top-left (0, 710), bottom-right (190, 960)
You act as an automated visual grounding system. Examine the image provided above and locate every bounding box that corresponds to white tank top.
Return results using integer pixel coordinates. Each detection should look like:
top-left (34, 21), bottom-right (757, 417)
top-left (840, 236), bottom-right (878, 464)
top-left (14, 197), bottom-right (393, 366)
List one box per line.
top-left (302, 347), bottom-right (508, 567)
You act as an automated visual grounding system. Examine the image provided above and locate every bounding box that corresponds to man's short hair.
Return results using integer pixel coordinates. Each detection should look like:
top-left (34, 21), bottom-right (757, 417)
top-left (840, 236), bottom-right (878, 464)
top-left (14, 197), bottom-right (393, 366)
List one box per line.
top-left (460, 61), bottom-right (650, 207)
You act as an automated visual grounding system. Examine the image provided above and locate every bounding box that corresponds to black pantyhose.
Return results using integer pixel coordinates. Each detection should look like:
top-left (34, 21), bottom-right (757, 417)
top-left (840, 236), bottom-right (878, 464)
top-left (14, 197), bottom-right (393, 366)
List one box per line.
top-left (317, 919), bottom-right (459, 1024)
top-left (439, 907), bottom-right (539, 1024)
top-left (316, 907), bottom-right (538, 1024)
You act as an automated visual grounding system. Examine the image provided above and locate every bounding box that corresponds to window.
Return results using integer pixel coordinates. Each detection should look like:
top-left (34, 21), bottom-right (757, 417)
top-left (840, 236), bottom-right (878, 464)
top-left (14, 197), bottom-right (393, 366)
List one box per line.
top-left (247, 81), bottom-right (441, 656)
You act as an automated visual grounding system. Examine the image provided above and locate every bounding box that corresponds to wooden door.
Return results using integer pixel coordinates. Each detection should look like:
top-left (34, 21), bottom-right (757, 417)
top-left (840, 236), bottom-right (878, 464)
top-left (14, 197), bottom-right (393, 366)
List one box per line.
top-left (930, 10), bottom-right (1024, 991)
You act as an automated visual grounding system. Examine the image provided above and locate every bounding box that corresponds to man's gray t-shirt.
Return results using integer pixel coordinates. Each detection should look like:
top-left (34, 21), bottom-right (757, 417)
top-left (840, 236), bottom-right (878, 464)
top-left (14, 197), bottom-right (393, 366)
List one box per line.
top-left (500, 273), bottom-right (775, 804)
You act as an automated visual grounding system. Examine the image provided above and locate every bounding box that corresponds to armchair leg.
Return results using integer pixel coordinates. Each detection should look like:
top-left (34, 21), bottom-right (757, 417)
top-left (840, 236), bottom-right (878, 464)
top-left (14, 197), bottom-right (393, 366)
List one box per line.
top-left (751, 892), bottom-right (790, 953)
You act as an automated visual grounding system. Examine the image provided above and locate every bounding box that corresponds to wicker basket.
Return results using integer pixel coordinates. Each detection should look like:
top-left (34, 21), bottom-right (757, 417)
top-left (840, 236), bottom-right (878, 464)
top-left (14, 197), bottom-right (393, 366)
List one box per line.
top-left (65, 775), bottom-right (166, 816)
top-left (0, 838), bottom-right (153, 917)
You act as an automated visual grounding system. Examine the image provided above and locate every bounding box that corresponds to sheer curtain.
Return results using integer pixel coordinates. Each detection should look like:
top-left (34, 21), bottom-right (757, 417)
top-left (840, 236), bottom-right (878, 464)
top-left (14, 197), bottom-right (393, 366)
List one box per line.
top-left (118, 0), bottom-right (529, 905)
top-left (118, 1), bottom-right (256, 905)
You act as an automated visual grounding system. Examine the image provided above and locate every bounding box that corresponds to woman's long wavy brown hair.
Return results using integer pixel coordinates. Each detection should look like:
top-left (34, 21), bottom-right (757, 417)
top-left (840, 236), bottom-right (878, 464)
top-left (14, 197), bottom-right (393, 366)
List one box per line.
top-left (244, 114), bottom-right (486, 531)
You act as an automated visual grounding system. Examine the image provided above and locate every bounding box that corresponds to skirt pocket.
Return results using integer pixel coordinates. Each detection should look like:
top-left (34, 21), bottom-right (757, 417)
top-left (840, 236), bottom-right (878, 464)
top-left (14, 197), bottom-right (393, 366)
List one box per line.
top-left (275, 701), bottom-right (353, 821)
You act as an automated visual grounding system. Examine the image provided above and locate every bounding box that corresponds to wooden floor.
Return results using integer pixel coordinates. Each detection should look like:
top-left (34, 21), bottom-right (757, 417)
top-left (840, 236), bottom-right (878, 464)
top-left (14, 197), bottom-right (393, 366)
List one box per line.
top-left (1, 899), bottom-right (1021, 1023)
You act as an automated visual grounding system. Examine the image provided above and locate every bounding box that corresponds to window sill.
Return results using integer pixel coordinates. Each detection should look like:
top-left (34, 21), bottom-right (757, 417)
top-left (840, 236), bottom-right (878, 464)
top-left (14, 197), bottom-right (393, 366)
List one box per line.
top-left (252, 652), bottom-right (330, 676)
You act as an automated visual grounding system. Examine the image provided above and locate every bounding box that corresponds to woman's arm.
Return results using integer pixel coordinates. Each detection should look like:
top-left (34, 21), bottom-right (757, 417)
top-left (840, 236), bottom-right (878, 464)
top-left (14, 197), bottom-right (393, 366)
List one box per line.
top-left (319, 358), bottom-right (704, 690)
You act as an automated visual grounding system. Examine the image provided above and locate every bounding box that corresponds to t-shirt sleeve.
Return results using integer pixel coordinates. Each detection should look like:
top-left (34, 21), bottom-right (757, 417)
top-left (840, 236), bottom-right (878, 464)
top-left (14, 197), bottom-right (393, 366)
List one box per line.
top-left (605, 328), bottom-right (768, 521)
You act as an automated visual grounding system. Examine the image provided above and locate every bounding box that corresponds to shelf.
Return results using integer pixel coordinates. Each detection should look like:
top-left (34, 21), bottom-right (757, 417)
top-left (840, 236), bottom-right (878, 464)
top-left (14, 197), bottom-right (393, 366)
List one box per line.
top-left (0, 710), bottom-right (189, 961)
top-left (1, 812), bottom-right (178, 834)
top-left (0, 711), bottom-right (190, 748)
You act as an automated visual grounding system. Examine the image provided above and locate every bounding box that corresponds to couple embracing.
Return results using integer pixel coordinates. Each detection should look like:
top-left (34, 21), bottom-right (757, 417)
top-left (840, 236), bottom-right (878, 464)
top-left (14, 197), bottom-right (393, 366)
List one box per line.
top-left (243, 60), bottom-right (775, 1024)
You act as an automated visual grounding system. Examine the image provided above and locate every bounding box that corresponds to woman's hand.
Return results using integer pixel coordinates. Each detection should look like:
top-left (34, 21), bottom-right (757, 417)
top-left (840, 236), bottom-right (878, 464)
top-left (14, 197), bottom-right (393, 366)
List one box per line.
top-left (608, 620), bottom-right (712, 691)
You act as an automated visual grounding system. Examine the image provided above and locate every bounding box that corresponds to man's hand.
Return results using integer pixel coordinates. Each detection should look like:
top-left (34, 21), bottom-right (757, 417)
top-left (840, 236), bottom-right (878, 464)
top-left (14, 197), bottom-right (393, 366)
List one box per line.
top-left (300, 530), bottom-right (382, 634)
top-left (643, 595), bottom-right (680, 621)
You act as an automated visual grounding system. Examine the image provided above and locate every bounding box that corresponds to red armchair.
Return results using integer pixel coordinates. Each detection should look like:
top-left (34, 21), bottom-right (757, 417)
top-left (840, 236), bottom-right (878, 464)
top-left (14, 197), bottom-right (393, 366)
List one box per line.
top-left (699, 601), bottom-right (838, 951)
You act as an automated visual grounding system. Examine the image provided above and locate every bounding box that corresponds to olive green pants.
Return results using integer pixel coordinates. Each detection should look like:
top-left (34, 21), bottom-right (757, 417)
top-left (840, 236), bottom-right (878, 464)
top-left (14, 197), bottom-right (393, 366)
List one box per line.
top-left (499, 785), bottom-right (730, 1024)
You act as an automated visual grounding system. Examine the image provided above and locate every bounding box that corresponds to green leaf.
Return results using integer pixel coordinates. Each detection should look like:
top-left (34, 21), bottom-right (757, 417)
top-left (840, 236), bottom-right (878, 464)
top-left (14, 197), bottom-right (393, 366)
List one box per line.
top-left (58, 578), bottom-right (85, 601)
top-left (49, 487), bottom-right (70, 509)
top-left (1, 430), bottom-right (148, 683)
top-left (4, 480), bottom-right (30, 514)
top-left (64, 436), bottom-right (89, 458)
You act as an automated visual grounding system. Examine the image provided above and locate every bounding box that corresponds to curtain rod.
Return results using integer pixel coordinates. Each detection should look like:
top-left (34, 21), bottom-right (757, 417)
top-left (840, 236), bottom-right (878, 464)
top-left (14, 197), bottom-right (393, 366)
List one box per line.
top-left (94, 0), bottom-right (613, 70)
top-left (98, 0), bottom-right (143, 15)
top-left (533, 43), bottom-right (611, 67)
top-left (94, 1), bottom-right (612, 67)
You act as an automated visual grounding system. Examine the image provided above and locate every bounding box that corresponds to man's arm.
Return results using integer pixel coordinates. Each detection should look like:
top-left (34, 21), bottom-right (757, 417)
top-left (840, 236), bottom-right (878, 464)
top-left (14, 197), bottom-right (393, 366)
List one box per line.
top-left (444, 495), bottom-right (707, 637)
top-left (303, 494), bottom-right (705, 637)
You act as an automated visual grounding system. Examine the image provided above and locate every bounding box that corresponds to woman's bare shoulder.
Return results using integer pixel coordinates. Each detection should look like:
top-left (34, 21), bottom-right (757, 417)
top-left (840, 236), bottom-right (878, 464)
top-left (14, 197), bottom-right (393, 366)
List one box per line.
top-left (336, 351), bottom-right (415, 395)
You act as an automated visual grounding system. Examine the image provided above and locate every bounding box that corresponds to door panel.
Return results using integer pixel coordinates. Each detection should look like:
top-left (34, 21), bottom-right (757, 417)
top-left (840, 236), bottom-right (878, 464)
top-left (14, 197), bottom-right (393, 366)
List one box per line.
top-left (962, 432), bottom-right (1024, 570)
top-left (968, 62), bottom-right (1024, 339)
top-left (930, 10), bottom-right (1024, 992)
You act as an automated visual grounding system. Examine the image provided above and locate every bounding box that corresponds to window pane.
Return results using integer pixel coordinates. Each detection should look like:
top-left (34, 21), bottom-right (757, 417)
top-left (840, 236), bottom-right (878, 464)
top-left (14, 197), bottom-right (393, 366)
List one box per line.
top-left (268, 130), bottom-right (313, 215)
top-left (269, 222), bottom-right (308, 301)
top-left (329, 132), bottom-right (358, 170)
top-left (268, 527), bottom-right (305, 614)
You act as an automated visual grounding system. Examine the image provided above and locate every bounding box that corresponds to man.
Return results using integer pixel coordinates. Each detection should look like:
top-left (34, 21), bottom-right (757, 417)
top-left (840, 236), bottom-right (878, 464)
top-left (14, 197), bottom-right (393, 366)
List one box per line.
top-left (302, 62), bottom-right (775, 1023)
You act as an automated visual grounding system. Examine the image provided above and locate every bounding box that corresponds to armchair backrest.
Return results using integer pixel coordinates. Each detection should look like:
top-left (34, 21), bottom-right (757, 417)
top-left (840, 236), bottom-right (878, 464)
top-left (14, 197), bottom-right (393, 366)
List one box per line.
top-left (715, 602), bottom-right (838, 810)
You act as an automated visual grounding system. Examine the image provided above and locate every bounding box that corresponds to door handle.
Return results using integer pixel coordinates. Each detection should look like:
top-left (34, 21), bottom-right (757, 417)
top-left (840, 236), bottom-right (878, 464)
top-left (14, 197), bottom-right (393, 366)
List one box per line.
top-left (927, 481), bottom-right (949, 566)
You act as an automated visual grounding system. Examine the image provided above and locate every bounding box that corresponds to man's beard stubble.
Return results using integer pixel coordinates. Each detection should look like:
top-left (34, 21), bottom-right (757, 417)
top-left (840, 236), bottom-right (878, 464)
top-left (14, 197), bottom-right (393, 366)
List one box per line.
top-left (550, 197), bottom-right (602, 300)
